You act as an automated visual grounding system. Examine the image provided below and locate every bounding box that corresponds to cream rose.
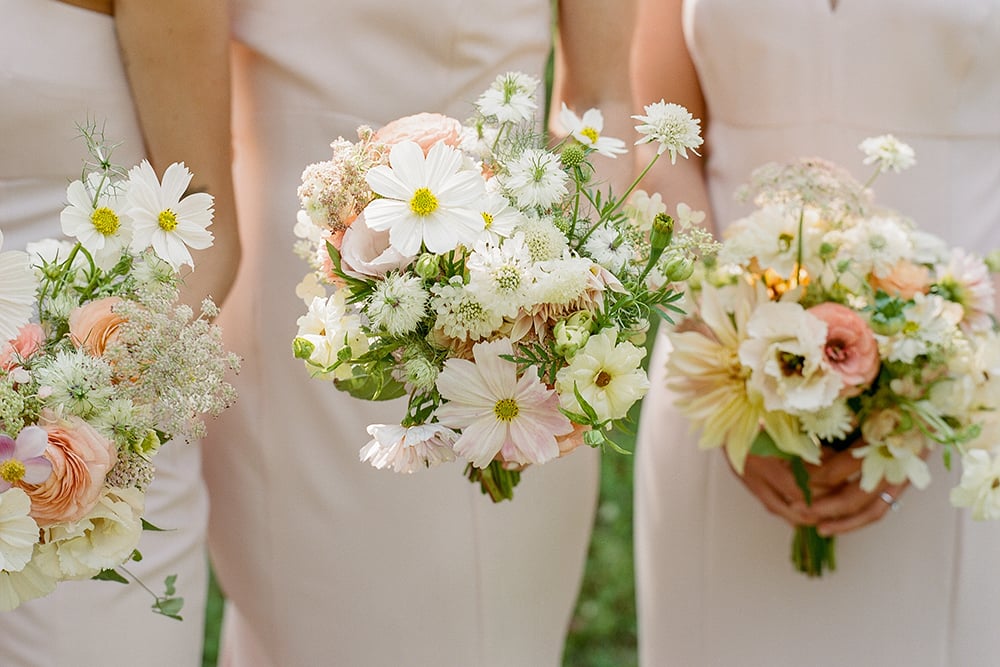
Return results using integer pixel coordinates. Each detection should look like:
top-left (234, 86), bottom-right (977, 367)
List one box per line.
top-left (68, 296), bottom-right (125, 356)
top-left (24, 412), bottom-right (116, 527)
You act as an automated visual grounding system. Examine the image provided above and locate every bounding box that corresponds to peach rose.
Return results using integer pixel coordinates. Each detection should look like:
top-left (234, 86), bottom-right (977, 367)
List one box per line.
top-left (374, 113), bottom-right (463, 154)
top-left (808, 302), bottom-right (880, 397)
top-left (0, 323), bottom-right (44, 370)
top-left (69, 297), bottom-right (124, 357)
top-left (870, 260), bottom-right (931, 300)
top-left (23, 411), bottom-right (116, 527)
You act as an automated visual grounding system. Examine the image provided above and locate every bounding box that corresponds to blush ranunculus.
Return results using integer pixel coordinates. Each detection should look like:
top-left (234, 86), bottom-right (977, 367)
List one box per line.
top-left (68, 297), bottom-right (124, 356)
top-left (373, 113), bottom-right (464, 154)
top-left (23, 411), bottom-right (116, 527)
top-left (869, 260), bottom-right (931, 300)
top-left (0, 323), bottom-right (44, 371)
top-left (808, 302), bottom-right (880, 397)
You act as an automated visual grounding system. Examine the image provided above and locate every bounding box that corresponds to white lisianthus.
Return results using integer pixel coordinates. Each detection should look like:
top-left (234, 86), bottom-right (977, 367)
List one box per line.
top-left (359, 423), bottom-right (458, 474)
top-left (294, 291), bottom-right (369, 379)
top-left (853, 441), bottom-right (931, 492)
top-left (739, 302), bottom-right (842, 414)
top-left (555, 328), bottom-right (649, 423)
top-left (59, 173), bottom-right (133, 269)
top-left (632, 100), bottom-right (703, 163)
top-left (126, 160), bottom-right (214, 270)
top-left (46, 486), bottom-right (144, 579)
top-left (365, 273), bottom-right (428, 337)
top-left (859, 134), bottom-right (916, 174)
top-left (501, 148), bottom-right (568, 210)
top-left (0, 231), bottom-right (38, 344)
top-left (0, 542), bottom-right (60, 612)
top-left (475, 71), bottom-right (540, 123)
top-left (950, 449), bottom-right (1000, 520)
top-left (558, 104), bottom-right (627, 158)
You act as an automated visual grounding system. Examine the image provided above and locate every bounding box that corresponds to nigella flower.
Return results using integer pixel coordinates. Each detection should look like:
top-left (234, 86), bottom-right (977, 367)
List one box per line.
top-left (558, 104), bottom-right (627, 158)
top-left (364, 141), bottom-right (486, 255)
top-left (475, 71), bottom-right (540, 123)
top-left (435, 338), bottom-right (573, 468)
top-left (502, 148), bottom-right (568, 210)
top-left (59, 173), bottom-right (132, 269)
top-left (583, 224), bottom-right (636, 273)
top-left (126, 160), bottom-right (215, 270)
top-left (632, 100), bottom-right (704, 164)
top-left (32, 350), bottom-right (115, 419)
top-left (0, 427), bottom-right (53, 492)
top-left (0, 231), bottom-right (37, 344)
top-left (859, 134), bottom-right (916, 174)
top-left (365, 273), bottom-right (429, 337)
top-left (359, 423), bottom-right (458, 474)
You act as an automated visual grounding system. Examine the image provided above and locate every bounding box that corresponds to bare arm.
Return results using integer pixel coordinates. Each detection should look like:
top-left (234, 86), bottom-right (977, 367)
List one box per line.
top-left (114, 0), bottom-right (241, 308)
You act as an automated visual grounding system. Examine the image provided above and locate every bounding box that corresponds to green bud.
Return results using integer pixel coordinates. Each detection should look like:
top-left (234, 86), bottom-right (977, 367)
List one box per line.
top-left (292, 337), bottom-right (315, 360)
top-left (404, 357), bottom-right (439, 391)
top-left (139, 430), bottom-right (161, 456)
top-left (986, 249), bottom-right (1000, 273)
top-left (414, 253), bottom-right (441, 280)
top-left (662, 250), bottom-right (695, 283)
top-left (650, 213), bottom-right (675, 252)
top-left (553, 311), bottom-right (594, 357)
top-left (560, 143), bottom-right (587, 168)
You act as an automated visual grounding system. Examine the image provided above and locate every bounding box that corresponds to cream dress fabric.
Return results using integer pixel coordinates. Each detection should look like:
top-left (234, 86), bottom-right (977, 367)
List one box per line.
top-left (0, 2), bottom-right (208, 665)
top-left (202, 2), bottom-right (600, 666)
top-left (635, 1), bottom-right (1000, 666)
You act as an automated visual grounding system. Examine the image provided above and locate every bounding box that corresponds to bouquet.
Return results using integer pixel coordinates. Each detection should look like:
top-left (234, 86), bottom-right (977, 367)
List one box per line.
top-left (292, 71), bottom-right (716, 501)
top-left (0, 130), bottom-right (239, 614)
top-left (666, 135), bottom-right (1000, 576)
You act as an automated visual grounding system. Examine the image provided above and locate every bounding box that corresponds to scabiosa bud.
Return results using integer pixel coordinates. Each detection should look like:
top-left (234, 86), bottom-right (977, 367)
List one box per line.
top-left (404, 356), bottom-right (439, 390)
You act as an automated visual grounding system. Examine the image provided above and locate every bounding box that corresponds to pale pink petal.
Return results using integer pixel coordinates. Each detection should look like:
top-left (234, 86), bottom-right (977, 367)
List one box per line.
top-left (453, 418), bottom-right (506, 468)
top-left (14, 427), bottom-right (47, 459)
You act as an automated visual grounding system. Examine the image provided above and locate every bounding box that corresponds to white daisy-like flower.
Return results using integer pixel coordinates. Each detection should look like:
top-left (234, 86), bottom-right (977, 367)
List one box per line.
top-left (294, 291), bottom-right (369, 380)
top-left (126, 160), bottom-right (214, 270)
top-left (583, 224), bottom-right (635, 273)
top-left (476, 190), bottom-right (526, 243)
top-left (365, 273), bottom-right (429, 337)
top-left (632, 100), bottom-right (704, 163)
top-left (555, 328), bottom-right (649, 423)
top-left (859, 134), bottom-right (916, 174)
top-left (59, 173), bottom-right (132, 269)
top-left (359, 423), bottom-right (458, 473)
top-left (721, 204), bottom-right (823, 278)
top-left (364, 141), bottom-right (486, 255)
top-left (738, 301), bottom-right (842, 415)
top-left (936, 248), bottom-right (995, 333)
top-left (0, 488), bottom-right (39, 574)
top-left (675, 202), bottom-right (707, 229)
top-left (836, 215), bottom-right (912, 278)
top-left (0, 231), bottom-right (37, 344)
top-left (558, 104), bottom-right (627, 158)
top-left (430, 277), bottom-right (504, 341)
top-left (475, 71), bottom-right (540, 123)
top-left (798, 399), bottom-right (855, 442)
top-left (502, 148), bottom-right (568, 210)
top-left (950, 449), bottom-right (1000, 520)
top-left (435, 337), bottom-right (573, 467)
top-left (853, 441), bottom-right (931, 492)
top-left (466, 235), bottom-right (537, 318)
top-left (880, 292), bottom-right (963, 364)
top-left (513, 214), bottom-right (569, 262)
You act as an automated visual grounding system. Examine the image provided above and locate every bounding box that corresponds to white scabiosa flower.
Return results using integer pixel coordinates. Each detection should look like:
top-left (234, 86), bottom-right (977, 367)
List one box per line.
top-left (126, 161), bottom-right (214, 270)
top-left (430, 277), bottom-right (504, 342)
top-left (466, 235), bottom-right (537, 318)
top-left (555, 328), bottom-right (649, 423)
top-left (59, 174), bottom-right (132, 269)
top-left (502, 148), bottom-right (568, 210)
top-left (364, 141), bottom-right (486, 255)
top-left (475, 71), bottom-right (540, 123)
top-left (359, 423), bottom-right (458, 473)
top-left (558, 104), bottom-right (627, 158)
top-left (435, 338), bottom-right (572, 467)
top-left (514, 214), bottom-right (569, 262)
top-left (365, 273), bottom-right (429, 337)
top-left (0, 231), bottom-right (37, 344)
top-left (859, 134), bottom-right (916, 174)
top-left (950, 449), bottom-right (1000, 520)
top-left (632, 100), bottom-right (704, 163)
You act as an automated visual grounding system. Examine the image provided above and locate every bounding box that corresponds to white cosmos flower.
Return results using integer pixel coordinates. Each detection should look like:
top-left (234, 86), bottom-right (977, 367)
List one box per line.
top-left (435, 338), bottom-right (573, 468)
top-left (558, 104), bottom-right (627, 158)
top-left (477, 190), bottom-right (526, 243)
top-left (0, 231), bottom-right (37, 343)
top-left (364, 141), bottom-right (486, 255)
top-left (126, 160), bottom-right (214, 270)
top-left (632, 100), bottom-right (704, 163)
top-left (475, 71), bottom-right (540, 123)
top-left (59, 173), bottom-right (132, 269)
top-left (359, 423), bottom-right (458, 473)
top-left (502, 148), bottom-right (568, 209)
top-left (859, 134), bottom-right (916, 174)
top-left (555, 328), bottom-right (649, 422)
top-left (0, 488), bottom-right (39, 573)
top-left (950, 449), bottom-right (1000, 520)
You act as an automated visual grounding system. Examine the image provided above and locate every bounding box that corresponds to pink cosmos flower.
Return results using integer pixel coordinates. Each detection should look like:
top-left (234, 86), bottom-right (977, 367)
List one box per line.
top-left (359, 423), bottom-right (457, 474)
top-left (0, 323), bottom-right (44, 371)
top-left (808, 302), bottom-right (880, 397)
top-left (0, 427), bottom-right (53, 492)
top-left (435, 338), bottom-right (573, 468)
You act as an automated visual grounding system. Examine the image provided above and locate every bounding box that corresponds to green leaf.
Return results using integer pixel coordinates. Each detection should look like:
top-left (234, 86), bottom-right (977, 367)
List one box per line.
top-left (748, 431), bottom-right (793, 460)
top-left (333, 373), bottom-right (407, 401)
top-left (141, 518), bottom-right (168, 532)
top-left (92, 568), bottom-right (129, 584)
top-left (152, 596), bottom-right (184, 621)
top-left (163, 574), bottom-right (177, 597)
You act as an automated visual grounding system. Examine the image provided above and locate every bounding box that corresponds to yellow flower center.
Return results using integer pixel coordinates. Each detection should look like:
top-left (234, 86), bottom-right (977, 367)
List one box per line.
top-left (91, 206), bottom-right (120, 235)
top-left (482, 212), bottom-right (494, 228)
top-left (0, 459), bottom-right (26, 484)
top-left (580, 127), bottom-right (600, 144)
top-left (158, 209), bottom-right (179, 231)
top-left (409, 188), bottom-right (439, 216)
top-left (494, 397), bottom-right (520, 422)
top-left (595, 370), bottom-right (613, 388)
